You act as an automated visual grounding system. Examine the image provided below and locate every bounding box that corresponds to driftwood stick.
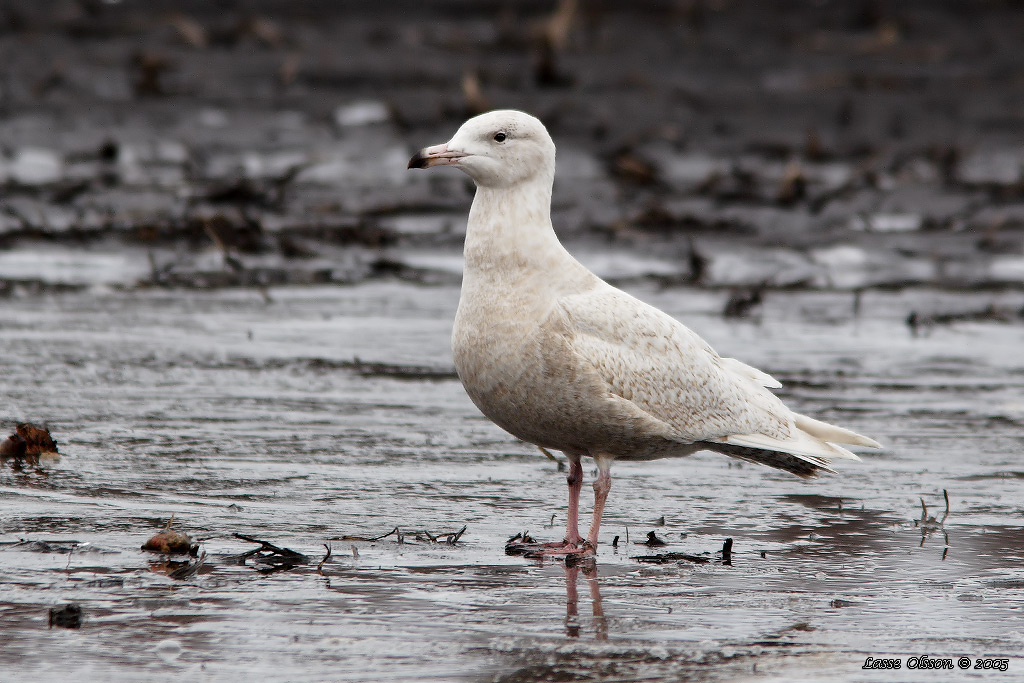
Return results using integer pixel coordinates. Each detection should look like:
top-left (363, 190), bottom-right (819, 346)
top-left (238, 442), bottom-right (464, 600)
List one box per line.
top-left (317, 544), bottom-right (332, 574)
top-left (233, 533), bottom-right (307, 560)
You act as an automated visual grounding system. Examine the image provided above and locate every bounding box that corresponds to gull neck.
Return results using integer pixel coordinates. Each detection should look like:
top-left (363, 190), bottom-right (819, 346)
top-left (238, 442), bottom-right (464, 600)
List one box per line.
top-left (462, 175), bottom-right (564, 273)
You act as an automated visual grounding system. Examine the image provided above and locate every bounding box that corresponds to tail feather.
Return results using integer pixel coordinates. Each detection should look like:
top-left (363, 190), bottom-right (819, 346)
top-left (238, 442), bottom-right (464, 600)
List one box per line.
top-left (717, 430), bottom-right (861, 462)
top-left (702, 441), bottom-right (834, 479)
top-left (706, 412), bottom-right (880, 478)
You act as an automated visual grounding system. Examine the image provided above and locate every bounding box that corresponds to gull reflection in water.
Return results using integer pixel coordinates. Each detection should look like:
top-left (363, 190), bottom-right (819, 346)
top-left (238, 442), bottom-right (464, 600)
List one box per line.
top-left (563, 559), bottom-right (607, 640)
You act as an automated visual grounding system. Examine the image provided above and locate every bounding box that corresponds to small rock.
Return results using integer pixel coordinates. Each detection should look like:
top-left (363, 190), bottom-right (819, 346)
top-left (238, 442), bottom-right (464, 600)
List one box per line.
top-left (49, 604), bottom-right (82, 629)
top-left (644, 531), bottom-right (667, 547)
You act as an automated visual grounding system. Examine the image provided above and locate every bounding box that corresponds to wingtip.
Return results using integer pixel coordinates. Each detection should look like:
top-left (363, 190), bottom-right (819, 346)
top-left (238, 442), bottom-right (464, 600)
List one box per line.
top-left (823, 441), bottom-right (861, 461)
top-left (840, 435), bottom-right (882, 450)
top-left (793, 414), bottom-right (882, 450)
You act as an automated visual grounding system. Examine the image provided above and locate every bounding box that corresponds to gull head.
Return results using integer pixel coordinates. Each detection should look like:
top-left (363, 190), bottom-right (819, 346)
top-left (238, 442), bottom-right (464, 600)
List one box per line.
top-left (407, 110), bottom-right (555, 189)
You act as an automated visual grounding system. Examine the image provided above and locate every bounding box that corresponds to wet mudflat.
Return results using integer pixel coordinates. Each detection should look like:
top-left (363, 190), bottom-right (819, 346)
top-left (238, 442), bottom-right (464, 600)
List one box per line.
top-left (3, 0), bottom-right (1024, 680)
top-left (3, 281), bottom-right (1024, 682)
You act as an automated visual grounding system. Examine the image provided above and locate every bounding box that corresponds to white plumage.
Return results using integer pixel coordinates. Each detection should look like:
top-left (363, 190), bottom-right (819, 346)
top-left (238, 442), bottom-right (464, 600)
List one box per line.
top-left (409, 110), bottom-right (880, 555)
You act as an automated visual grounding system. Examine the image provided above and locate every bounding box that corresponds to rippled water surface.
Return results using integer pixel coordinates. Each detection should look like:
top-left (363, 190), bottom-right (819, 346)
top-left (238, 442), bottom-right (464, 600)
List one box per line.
top-left (3, 0), bottom-right (1024, 679)
top-left (3, 282), bottom-right (1024, 681)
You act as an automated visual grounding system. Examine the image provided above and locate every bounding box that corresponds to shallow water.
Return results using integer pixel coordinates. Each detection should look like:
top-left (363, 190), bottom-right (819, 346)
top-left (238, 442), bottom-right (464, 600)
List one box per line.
top-left (2, 281), bottom-right (1023, 681)
top-left (2, 0), bottom-right (1024, 678)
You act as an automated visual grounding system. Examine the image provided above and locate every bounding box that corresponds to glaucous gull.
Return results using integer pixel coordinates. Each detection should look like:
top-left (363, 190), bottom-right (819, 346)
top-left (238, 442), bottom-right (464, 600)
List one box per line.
top-left (409, 110), bottom-right (880, 556)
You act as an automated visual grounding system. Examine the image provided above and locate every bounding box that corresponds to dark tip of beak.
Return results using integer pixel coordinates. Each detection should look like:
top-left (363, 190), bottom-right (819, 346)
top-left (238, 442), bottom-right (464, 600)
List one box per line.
top-left (407, 151), bottom-right (429, 170)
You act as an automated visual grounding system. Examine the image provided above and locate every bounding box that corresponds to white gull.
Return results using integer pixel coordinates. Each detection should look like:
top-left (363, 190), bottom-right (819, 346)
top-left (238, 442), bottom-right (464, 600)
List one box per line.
top-left (408, 110), bottom-right (880, 556)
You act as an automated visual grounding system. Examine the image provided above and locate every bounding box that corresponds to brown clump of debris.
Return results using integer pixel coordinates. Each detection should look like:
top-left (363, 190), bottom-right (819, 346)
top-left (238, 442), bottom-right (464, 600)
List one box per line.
top-left (16, 423), bottom-right (59, 455)
top-left (0, 434), bottom-right (27, 458)
top-left (1, 423), bottom-right (59, 458)
top-left (142, 529), bottom-right (198, 554)
top-left (142, 517), bottom-right (199, 555)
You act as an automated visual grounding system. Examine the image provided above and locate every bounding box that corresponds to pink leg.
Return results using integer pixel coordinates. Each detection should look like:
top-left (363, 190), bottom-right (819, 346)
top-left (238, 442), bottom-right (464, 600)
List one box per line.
top-left (585, 457), bottom-right (612, 549)
top-left (516, 454), bottom-right (589, 557)
top-left (564, 454), bottom-right (583, 545)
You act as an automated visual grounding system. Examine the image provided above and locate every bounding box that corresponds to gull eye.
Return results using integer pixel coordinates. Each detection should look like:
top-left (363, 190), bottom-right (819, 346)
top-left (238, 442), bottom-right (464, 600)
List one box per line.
top-left (493, 131), bottom-right (507, 143)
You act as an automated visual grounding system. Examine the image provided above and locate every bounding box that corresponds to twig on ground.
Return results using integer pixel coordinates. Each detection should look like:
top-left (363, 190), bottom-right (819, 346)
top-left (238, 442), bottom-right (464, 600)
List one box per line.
top-left (317, 544), bottom-right (332, 574)
top-left (915, 490), bottom-right (951, 548)
top-left (632, 551), bottom-right (711, 565)
top-left (231, 533), bottom-right (309, 572)
top-left (333, 525), bottom-right (467, 545)
top-left (333, 526), bottom-right (399, 542)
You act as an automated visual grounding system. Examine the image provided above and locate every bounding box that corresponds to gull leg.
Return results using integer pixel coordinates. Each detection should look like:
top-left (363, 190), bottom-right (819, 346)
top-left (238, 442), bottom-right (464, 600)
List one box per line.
top-left (516, 453), bottom-right (589, 557)
top-left (585, 456), bottom-right (612, 549)
top-left (532, 455), bottom-right (608, 556)
top-left (564, 453), bottom-right (583, 545)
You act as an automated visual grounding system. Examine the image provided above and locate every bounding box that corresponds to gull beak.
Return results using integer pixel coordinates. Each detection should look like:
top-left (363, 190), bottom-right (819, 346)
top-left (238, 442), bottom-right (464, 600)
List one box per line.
top-left (408, 143), bottom-right (468, 169)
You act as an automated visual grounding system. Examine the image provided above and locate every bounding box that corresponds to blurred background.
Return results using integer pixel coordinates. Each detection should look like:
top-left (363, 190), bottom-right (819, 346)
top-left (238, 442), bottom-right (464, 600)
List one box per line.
top-left (1, 0), bottom-right (1022, 294)
top-left (3, 3), bottom-right (1024, 681)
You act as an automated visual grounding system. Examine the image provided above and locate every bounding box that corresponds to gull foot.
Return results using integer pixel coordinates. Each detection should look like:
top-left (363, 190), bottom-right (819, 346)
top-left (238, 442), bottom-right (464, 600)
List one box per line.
top-left (505, 539), bottom-right (567, 556)
top-left (524, 541), bottom-right (594, 558)
top-left (505, 539), bottom-right (595, 559)
top-left (504, 532), bottom-right (596, 559)
top-left (504, 532), bottom-right (551, 555)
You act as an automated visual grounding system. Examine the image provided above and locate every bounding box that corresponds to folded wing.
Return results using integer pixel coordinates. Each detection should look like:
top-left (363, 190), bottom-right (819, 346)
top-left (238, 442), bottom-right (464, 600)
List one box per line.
top-left (557, 285), bottom-right (879, 467)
